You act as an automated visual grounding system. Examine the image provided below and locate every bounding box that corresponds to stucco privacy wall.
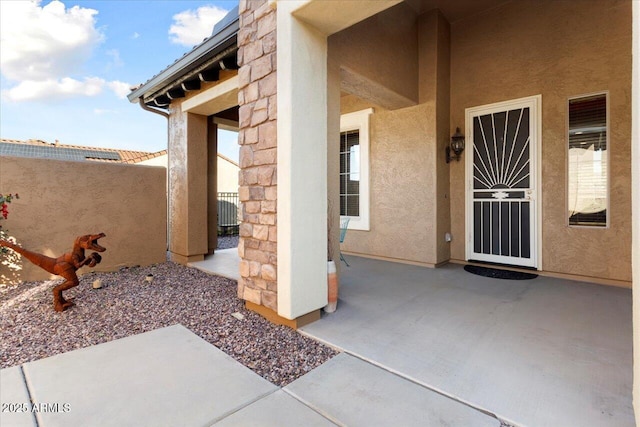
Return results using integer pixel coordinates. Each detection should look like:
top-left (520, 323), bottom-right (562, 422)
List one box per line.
top-left (217, 155), bottom-right (240, 193)
top-left (0, 156), bottom-right (167, 283)
top-left (237, 0), bottom-right (278, 311)
top-left (449, 0), bottom-right (632, 283)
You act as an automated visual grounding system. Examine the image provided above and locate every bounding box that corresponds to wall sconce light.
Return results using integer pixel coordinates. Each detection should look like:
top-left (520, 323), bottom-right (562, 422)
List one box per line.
top-left (446, 127), bottom-right (465, 163)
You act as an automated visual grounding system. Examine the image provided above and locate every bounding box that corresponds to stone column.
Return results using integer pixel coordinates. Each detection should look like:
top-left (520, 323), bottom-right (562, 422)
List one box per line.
top-left (237, 0), bottom-right (278, 312)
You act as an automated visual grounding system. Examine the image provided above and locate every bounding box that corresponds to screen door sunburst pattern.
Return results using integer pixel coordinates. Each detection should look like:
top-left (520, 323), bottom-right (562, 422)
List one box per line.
top-left (466, 97), bottom-right (540, 268)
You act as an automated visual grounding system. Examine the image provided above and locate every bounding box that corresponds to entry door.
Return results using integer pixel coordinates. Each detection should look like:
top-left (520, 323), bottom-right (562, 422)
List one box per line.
top-left (465, 96), bottom-right (541, 269)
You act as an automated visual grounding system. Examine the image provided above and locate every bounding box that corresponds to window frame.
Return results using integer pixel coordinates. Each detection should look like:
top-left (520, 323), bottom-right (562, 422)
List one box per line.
top-left (566, 91), bottom-right (610, 228)
top-left (340, 108), bottom-right (373, 231)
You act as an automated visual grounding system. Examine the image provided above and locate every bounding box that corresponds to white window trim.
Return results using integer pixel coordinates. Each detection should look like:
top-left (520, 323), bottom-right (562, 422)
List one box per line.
top-left (340, 108), bottom-right (373, 231)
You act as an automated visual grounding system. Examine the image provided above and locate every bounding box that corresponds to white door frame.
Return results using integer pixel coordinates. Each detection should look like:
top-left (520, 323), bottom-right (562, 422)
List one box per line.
top-left (464, 95), bottom-right (542, 270)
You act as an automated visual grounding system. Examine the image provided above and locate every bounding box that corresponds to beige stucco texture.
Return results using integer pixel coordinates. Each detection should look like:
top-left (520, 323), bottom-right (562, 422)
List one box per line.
top-left (339, 96), bottom-right (438, 265)
top-left (0, 156), bottom-right (167, 283)
top-left (167, 72), bottom-right (238, 261)
top-left (217, 155), bottom-right (240, 193)
top-left (449, 0), bottom-right (632, 283)
top-left (331, 5), bottom-right (451, 267)
top-left (333, 0), bottom-right (631, 284)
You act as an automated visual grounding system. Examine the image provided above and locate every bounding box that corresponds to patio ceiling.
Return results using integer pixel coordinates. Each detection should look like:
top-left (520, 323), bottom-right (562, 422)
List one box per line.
top-left (404, 0), bottom-right (511, 22)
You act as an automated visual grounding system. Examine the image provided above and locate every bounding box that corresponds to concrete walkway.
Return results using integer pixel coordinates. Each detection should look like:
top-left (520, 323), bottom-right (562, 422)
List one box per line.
top-left (1, 324), bottom-right (500, 427)
top-left (189, 248), bottom-right (240, 281)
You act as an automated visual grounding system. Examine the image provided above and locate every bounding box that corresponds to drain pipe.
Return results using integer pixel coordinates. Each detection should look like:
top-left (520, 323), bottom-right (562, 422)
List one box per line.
top-left (138, 97), bottom-right (169, 119)
top-left (137, 97), bottom-right (171, 256)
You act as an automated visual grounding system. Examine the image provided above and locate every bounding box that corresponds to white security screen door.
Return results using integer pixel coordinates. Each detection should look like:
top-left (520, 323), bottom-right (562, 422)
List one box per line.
top-left (465, 96), bottom-right (541, 269)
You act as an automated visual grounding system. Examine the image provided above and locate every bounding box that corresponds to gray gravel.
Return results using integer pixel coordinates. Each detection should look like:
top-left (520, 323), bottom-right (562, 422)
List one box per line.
top-left (0, 262), bottom-right (338, 386)
top-left (216, 235), bottom-right (239, 250)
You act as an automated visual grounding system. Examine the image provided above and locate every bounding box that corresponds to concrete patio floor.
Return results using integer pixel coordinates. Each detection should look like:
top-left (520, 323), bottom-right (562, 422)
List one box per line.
top-left (300, 256), bottom-right (635, 427)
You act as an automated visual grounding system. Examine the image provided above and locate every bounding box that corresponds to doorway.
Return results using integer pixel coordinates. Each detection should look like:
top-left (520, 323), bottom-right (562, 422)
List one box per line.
top-left (465, 95), bottom-right (541, 269)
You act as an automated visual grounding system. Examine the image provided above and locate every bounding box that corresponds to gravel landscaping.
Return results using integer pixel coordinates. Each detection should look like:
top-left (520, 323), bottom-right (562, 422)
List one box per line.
top-left (216, 234), bottom-right (239, 250)
top-left (0, 262), bottom-right (338, 386)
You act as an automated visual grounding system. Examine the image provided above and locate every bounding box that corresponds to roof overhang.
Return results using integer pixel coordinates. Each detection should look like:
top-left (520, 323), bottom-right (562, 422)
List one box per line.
top-left (127, 6), bottom-right (239, 109)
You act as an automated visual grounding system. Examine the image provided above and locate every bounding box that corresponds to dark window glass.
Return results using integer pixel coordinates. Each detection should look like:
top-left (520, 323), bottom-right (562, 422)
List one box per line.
top-left (339, 130), bottom-right (360, 217)
top-left (568, 94), bottom-right (607, 226)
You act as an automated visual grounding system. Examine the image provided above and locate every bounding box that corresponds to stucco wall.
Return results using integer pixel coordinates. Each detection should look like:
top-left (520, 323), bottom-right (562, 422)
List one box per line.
top-left (332, 8), bottom-right (449, 267)
top-left (329, 2), bottom-right (418, 107)
top-left (0, 156), bottom-right (167, 283)
top-left (217, 154), bottom-right (239, 193)
top-left (137, 155), bottom-right (167, 168)
top-left (449, 0), bottom-right (632, 283)
top-left (339, 95), bottom-right (438, 265)
top-left (167, 108), bottom-right (209, 261)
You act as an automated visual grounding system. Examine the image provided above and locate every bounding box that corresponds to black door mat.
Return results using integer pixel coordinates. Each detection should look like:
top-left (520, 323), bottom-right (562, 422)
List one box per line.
top-left (464, 265), bottom-right (538, 280)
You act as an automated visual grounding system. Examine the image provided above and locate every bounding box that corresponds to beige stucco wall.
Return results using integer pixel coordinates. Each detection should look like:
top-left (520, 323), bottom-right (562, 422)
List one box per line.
top-left (132, 153), bottom-right (238, 194)
top-left (166, 72), bottom-right (238, 262)
top-left (137, 154), bottom-right (168, 168)
top-left (167, 108), bottom-right (209, 262)
top-left (419, 10), bottom-right (451, 265)
top-left (331, 8), bottom-right (450, 267)
top-left (334, 0), bottom-right (631, 283)
top-left (631, 1), bottom-right (639, 420)
top-left (339, 95), bottom-right (439, 265)
top-left (217, 154), bottom-right (239, 193)
top-left (329, 2), bottom-right (418, 108)
top-left (450, 0), bottom-right (632, 283)
top-left (0, 156), bottom-right (167, 283)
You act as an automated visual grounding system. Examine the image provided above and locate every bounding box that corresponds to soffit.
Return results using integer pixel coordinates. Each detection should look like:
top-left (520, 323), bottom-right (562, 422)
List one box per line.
top-left (293, 0), bottom-right (403, 35)
top-left (403, 0), bottom-right (511, 23)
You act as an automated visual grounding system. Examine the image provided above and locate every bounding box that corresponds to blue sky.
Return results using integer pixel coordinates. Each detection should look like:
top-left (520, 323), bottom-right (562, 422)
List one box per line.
top-left (0, 0), bottom-right (239, 162)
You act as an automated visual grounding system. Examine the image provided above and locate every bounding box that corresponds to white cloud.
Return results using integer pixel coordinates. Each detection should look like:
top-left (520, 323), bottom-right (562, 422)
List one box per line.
top-left (0, 1), bottom-right (131, 103)
top-left (3, 77), bottom-right (105, 102)
top-left (0, 0), bottom-right (103, 82)
top-left (169, 5), bottom-right (228, 47)
top-left (107, 80), bottom-right (131, 99)
top-left (2, 77), bottom-right (130, 102)
top-left (131, 32), bottom-right (140, 39)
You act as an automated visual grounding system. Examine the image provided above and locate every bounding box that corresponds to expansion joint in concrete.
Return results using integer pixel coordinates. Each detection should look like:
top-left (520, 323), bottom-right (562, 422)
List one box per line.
top-left (20, 364), bottom-right (40, 427)
top-left (341, 350), bottom-right (515, 427)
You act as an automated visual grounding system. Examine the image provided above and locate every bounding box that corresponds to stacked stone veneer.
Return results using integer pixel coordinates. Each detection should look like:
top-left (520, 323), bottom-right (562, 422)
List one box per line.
top-left (237, 0), bottom-right (278, 311)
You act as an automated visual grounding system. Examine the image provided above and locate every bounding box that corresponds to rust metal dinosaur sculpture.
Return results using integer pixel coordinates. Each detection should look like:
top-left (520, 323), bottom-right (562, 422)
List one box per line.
top-left (0, 233), bottom-right (106, 312)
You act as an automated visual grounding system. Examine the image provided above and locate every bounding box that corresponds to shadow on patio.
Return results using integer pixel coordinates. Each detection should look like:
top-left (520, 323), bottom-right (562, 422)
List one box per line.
top-left (300, 256), bottom-right (634, 427)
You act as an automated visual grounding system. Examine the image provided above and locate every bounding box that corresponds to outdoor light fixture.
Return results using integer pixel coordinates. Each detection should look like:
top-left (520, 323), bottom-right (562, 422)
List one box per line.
top-left (446, 127), bottom-right (465, 163)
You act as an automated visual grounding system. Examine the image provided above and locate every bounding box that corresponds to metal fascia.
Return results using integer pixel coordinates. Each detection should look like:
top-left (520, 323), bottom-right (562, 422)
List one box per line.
top-left (127, 10), bottom-right (239, 103)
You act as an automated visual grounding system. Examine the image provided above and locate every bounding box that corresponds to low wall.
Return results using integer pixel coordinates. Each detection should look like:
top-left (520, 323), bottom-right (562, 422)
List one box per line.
top-left (1, 156), bottom-right (167, 284)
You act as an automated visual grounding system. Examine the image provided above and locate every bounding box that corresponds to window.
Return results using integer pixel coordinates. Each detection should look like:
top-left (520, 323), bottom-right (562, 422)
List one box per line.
top-left (567, 93), bottom-right (608, 227)
top-left (340, 108), bottom-right (372, 230)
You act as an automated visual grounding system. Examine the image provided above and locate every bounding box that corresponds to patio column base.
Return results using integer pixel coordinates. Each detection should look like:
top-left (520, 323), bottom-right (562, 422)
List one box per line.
top-left (170, 252), bottom-right (205, 265)
top-left (245, 301), bottom-right (321, 329)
